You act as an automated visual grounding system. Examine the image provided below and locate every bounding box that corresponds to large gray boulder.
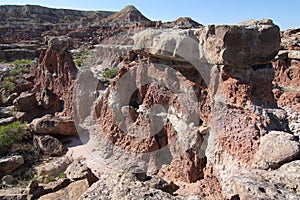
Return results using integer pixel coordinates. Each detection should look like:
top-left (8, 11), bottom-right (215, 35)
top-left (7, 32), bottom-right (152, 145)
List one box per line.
top-left (252, 131), bottom-right (300, 169)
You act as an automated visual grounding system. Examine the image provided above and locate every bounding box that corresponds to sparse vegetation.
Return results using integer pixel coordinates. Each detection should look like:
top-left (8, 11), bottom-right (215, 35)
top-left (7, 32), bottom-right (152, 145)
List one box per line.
top-left (72, 49), bottom-right (92, 67)
top-left (0, 121), bottom-right (27, 156)
top-left (58, 172), bottom-right (66, 179)
top-left (0, 65), bottom-right (30, 95)
top-left (10, 59), bottom-right (32, 66)
top-left (103, 68), bottom-right (119, 79)
top-left (0, 77), bottom-right (16, 93)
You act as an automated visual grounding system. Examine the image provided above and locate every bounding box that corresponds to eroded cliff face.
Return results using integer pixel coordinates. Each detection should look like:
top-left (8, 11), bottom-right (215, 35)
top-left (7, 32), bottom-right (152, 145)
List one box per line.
top-left (71, 19), bottom-right (300, 199)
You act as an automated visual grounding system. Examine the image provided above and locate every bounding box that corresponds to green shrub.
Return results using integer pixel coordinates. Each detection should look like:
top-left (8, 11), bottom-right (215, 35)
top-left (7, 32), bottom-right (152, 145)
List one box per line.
top-left (103, 68), bottom-right (119, 79)
top-left (10, 59), bottom-right (32, 66)
top-left (0, 66), bottom-right (30, 94)
top-left (58, 172), bottom-right (66, 179)
top-left (0, 77), bottom-right (16, 93)
top-left (0, 122), bottom-right (26, 155)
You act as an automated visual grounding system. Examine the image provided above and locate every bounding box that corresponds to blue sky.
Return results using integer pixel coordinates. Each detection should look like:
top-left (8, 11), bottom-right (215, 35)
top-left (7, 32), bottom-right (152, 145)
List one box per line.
top-left (1, 0), bottom-right (299, 30)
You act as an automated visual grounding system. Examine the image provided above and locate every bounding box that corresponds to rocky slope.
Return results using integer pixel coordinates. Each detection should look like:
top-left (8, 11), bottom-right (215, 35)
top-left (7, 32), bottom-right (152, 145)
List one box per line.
top-left (0, 4), bottom-right (299, 200)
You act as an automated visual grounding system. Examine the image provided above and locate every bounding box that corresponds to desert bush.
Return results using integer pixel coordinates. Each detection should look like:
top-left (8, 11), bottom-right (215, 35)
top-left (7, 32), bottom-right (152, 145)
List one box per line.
top-left (0, 122), bottom-right (26, 156)
top-left (103, 68), bottom-right (119, 79)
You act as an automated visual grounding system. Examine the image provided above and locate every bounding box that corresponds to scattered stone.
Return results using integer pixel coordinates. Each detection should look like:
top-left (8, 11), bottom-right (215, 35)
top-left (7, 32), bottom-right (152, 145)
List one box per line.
top-left (2, 175), bottom-right (14, 185)
top-left (0, 155), bottom-right (24, 175)
top-left (25, 178), bottom-right (71, 199)
top-left (30, 115), bottom-right (77, 136)
top-left (33, 135), bottom-right (65, 156)
top-left (0, 106), bottom-right (15, 118)
top-left (146, 175), bottom-right (178, 194)
top-left (40, 178), bottom-right (71, 193)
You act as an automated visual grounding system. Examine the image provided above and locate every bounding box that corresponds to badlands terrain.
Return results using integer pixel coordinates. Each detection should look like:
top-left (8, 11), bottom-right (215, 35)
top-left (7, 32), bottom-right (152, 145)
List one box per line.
top-left (0, 4), bottom-right (299, 200)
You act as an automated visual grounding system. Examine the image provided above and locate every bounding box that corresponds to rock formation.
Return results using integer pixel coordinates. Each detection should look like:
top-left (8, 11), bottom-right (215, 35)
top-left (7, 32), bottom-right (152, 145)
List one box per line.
top-left (73, 19), bottom-right (300, 199)
top-left (31, 36), bottom-right (78, 117)
top-left (0, 4), bottom-right (299, 200)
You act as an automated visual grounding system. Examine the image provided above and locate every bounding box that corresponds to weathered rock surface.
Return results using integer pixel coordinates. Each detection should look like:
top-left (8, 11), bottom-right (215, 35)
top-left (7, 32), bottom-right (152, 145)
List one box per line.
top-left (79, 173), bottom-right (182, 200)
top-left (36, 157), bottom-right (70, 183)
top-left (0, 187), bottom-right (26, 200)
top-left (30, 115), bottom-right (77, 136)
top-left (33, 135), bottom-right (65, 156)
top-left (13, 92), bottom-right (37, 112)
top-left (40, 179), bottom-right (89, 200)
top-left (232, 160), bottom-right (300, 199)
top-left (1, 4), bottom-right (299, 200)
top-left (252, 131), bottom-right (300, 169)
top-left (0, 155), bottom-right (24, 175)
top-left (133, 19), bottom-right (280, 68)
top-left (64, 160), bottom-right (98, 185)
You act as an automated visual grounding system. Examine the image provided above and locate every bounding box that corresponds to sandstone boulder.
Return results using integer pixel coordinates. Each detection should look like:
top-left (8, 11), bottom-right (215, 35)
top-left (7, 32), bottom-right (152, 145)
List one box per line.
top-left (252, 131), bottom-right (300, 169)
top-left (30, 115), bottom-right (77, 136)
top-left (33, 135), bottom-right (65, 156)
top-left (0, 106), bottom-right (14, 118)
top-left (0, 155), bottom-right (24, 175)
top-left (13, 92), bottom-right (37, 112)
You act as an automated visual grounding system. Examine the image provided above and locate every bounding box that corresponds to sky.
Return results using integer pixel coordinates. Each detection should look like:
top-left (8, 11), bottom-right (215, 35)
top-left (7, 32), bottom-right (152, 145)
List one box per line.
top-left (0, 0), bottom-right (299, 30)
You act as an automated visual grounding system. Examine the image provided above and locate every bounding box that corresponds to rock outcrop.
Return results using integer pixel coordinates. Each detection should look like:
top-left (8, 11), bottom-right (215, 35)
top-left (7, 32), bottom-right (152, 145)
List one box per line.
top-left (1, 4), bottom-right (300, 200)
top-left (71, 19), bottom-right (300, 199)
top-left (31, 36), bottom-right (78, 117)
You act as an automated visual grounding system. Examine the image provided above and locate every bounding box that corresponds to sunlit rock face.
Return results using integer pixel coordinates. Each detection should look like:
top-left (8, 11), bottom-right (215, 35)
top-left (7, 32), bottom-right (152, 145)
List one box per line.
top-left (71, 19), bottom-right (298, 200)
